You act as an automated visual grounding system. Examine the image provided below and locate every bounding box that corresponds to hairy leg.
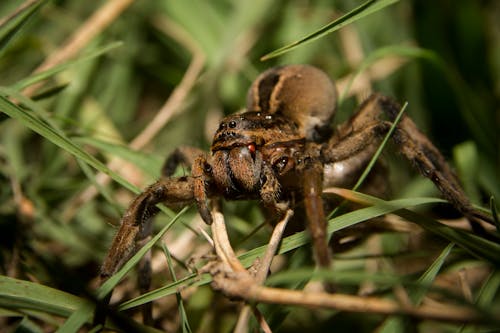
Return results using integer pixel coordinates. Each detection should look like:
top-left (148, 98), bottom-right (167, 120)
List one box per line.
top-left (101, 177), bottom-right (195, 279)
top-left (162, 146), bottom-right (207, 177)
top-left (321, 93), bottom-right (491, 224)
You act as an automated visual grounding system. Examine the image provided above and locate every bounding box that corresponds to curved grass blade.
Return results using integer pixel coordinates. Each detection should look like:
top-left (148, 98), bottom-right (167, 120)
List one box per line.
top-left (0, 275), bottom-right (86, 318)
top-left (0, 92), bottom-right (138, 194)
top-left (120, 196), bottom-right (444, 309)
top-left (261, 0), bottom-right (399, 61)
top-left (331, 189), bottom-right (500, 265)
top-left (352, 101), bottom-right (407, 191)
top-left (328, 100), bottom-right (407, 220)
top-left (56, 207), bottom-right (189, 333)
top-left (490, 196), bottom-right (499, 233)
top-left (97, 206), bottom-right (189, 299)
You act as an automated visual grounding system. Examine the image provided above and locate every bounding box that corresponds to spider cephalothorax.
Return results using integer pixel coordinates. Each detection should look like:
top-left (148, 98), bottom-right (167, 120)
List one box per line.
top-left (100, 64), bottom-right (491, 300)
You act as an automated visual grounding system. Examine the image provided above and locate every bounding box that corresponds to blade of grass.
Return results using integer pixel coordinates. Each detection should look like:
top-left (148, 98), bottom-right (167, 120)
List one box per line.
top-left (339, 45), bottom-right (436, 101)
top-left (352, 101), bottom-right (407, 192)
top-left (56, 207), bottom-right (189, 333)
top-left (0, 0), bottom-right (49, 56)
top-left (411, 243), bottom-right (454, 304)
top-left (328, 100), bottom-right (407, 219)
top-left (265, 268), bottom-right (409, 287)
top-left (0, 275), bottom-right (87, 318)
top-left (162, 244), bottom-right (192, 333)
top-left (0, 92), bottom-right (138, 194)
top-left (490, 196), bottom-right (499, 233)
top-left (11, 41), bottom-right (123, 91)
top-left (120, 197), bottom-right (444, 309)
top-left (97, 206), bottom-right (189, 299)
top-left (75, 136), bottom-right (163, 178)
top-left (260, 0), bottom-right (399, 60)
top-left (330, 189), bottom-right (500, 265)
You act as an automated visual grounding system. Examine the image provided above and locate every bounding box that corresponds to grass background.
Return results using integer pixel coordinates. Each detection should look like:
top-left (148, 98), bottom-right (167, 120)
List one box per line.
top-left (0, 0), bottom-right (499, 332)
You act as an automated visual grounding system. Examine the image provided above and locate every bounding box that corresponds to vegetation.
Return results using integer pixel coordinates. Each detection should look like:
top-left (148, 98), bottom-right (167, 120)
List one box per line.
top-left (0, 0), bottom-right (498, 332)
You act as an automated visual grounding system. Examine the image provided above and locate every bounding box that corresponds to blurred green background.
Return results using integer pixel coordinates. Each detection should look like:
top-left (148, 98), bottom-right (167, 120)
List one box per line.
top-left (0, 0), bottom-right (498, 332)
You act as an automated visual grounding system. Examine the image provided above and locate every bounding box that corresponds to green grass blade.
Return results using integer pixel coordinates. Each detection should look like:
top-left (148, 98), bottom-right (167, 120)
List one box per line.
top-left (339, 45), bottom-right (437, 101)
top-left (0, 275), bottom-right (87, 318)
top-left (260, 0), bottom-right (399, 60)
top-left (352, 101), bottom-right (407, 191)
top-left (97, 206), bottom-right (189, 299)
top-left (411, 243), bottom-right (454, 305)
top-left (0, 92), bottom-right (138, 194)
top-left (118, 274), bottom-right (210, 311)
top-left (57, 207), bottom-right (188, 332)
top-left (490, 196), bottom-right (500, 233)
top-left (11, 41), bottom-right (123, 91)
top-left (334, 190), bottom-right (500, 265)
top-left (162, 244), bottom-right (192, 333)
top-left (265, 268), bottom-right (408, 287)
top-left (75, 136), bottom-right (163, 178)
top-left (0, 0), bottom-right (49, 56)
top-left (55, 302), bottom-right (94, 333)
top-left (119, 197), bottom-right (444, 309)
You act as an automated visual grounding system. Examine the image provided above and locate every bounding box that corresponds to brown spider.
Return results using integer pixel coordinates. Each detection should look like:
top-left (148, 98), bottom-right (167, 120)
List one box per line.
top-left (100, 64), bottom-right (491, 290)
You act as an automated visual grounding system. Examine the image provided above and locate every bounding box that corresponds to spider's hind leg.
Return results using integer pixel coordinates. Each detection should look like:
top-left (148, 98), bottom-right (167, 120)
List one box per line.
top-left (378, 95), bottom-right (493, 225)
top-left (322, 93), bottom-right (492, 225)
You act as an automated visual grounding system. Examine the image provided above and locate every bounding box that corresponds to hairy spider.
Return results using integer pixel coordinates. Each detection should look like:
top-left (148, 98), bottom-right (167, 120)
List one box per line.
top-left (100, 64), bottom-right (491, 295)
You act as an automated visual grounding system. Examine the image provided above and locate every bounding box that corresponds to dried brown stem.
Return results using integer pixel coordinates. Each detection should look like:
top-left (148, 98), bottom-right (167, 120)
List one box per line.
top-left (62, 17), bottom-right (205, 221)
top-left (234, 210), bottom-right (293, 333)
top-left (213, 274), bottom-right (487, 324)
top-left (207, 208), bottom-right (487, 326)
top-left (23, 0), bottom-right (136, 97)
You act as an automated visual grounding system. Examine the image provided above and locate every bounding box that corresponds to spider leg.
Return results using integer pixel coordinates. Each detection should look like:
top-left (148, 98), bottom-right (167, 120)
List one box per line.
top-left (301, 157), bottom-right (332, 270)
top-left (192, 156), bottom-right (215, 224)
top-left (321, 93), bottom-right (492, 224)
top-left (100, 177), bottom-right (195, 279)
top-left (162, 146), bottom-right (207, 177)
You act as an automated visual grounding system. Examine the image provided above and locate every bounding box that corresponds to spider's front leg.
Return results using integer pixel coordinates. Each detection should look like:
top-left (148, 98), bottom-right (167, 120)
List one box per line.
top-left (100, 176), bottom-right (196, 279)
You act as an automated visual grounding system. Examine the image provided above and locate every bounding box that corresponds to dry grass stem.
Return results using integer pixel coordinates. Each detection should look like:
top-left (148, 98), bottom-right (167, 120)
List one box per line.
top-left (62, 18), bottom-right (205, 221)
top-left (214, 276), bottom-right (486, 324)
top-left (234, 210), bottom-right (293, 333)
top-left (337, 56), bottom-right (408, 98)
top-left (339, 26), bottom-right (372, 101)
top-left (22, 0), bottom-right (136, 97)
top-left (210, 211), bottom-right (246, 273)
top-left (207, 206), bottom-right (487, 326)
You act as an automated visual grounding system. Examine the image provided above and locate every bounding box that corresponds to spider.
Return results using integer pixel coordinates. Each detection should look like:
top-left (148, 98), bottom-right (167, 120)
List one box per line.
top-left (100, 64), bottom-right (491, 297)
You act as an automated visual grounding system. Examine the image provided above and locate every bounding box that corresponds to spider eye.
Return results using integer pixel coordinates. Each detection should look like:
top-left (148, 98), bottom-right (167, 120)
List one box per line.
top-left (228, 120), bottom-right (237, 128)
top-left (274, 156), bottom-right (289, 173)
